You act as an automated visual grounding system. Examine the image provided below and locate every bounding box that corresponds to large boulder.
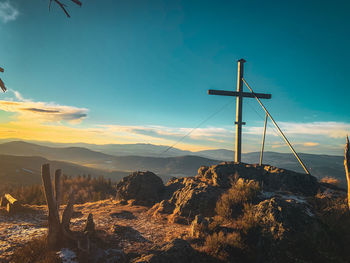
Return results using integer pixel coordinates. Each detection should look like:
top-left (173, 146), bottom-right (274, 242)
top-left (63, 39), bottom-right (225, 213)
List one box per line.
top-left (150, 176), bottom-right (223, 223)
top-left (116, 171), bottom-right (164, 206)
top-left (197, 162), bottom-right (319, 195)
top-left (252, 197), bottom-right (315, 240)
top-left (132, 239), bottom-right (200, 263)
top-left (151, 162), bottom-right (319, 224)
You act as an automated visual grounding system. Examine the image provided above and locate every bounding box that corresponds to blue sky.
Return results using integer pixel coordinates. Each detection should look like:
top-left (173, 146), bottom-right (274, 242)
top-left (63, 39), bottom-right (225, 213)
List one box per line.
top-left (0, 0), bottom-right (349, 154)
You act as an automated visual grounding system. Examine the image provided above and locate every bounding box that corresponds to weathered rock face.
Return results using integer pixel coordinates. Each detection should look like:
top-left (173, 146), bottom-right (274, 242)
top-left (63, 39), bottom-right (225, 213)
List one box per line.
top-left (116, 171), bottom-right (164, 206)
top-left (150, 176), bottom-right (223, 223)
top-left (132, 239), bottom-right (200, 263)
top-left (190, 215), bottom-right (210, 238)
top-left (197, 162), bottom-right (319, 195)
top-left (150, 162), bottom-right (319, 224)
top-left (252, 196), bottom-right (315, 241)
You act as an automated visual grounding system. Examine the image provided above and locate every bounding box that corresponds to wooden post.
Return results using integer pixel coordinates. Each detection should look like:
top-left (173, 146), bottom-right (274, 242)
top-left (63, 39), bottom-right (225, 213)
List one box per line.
top-left (42, 164), bottom-right (62, 248)
top-left (55, 169), bottom-right (62, 208)
top-left (208, 60), bottom-right (271, 163)
top-left (345, 136), bottom-right (350, 209)
top-left (61, 189), bottom-right (75, 233)
top-left (259, 113), bottom-right (268, 166)
top-left (235, 59), bottom-right (246, 162)
top-left (4, 194), bottom-right (20, 213)
top-left (41, 164), bottom-right (76, 248)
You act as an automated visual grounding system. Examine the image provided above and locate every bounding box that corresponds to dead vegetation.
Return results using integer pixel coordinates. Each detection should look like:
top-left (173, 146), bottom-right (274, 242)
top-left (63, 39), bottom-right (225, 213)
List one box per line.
top-left (9, 237), bottom-right (59, 263)
top-left (215, 179), bottom-right (260, 221)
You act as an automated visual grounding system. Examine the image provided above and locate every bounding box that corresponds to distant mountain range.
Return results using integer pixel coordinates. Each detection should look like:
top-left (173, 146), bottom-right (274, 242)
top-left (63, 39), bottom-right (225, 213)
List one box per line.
top-left (0, 140), bottom-right (346, 187)
top-left (0, 154), bottom-right (129, 186)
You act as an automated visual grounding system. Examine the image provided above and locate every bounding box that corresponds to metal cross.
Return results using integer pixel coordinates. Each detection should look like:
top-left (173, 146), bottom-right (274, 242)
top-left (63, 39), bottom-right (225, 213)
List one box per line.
top-left (208, 59), bottom-right (271, 162)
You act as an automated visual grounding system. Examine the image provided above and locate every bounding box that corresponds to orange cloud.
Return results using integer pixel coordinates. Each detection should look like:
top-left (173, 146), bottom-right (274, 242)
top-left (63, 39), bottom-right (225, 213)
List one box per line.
top-left (303, 142), bottom-right (320, 147)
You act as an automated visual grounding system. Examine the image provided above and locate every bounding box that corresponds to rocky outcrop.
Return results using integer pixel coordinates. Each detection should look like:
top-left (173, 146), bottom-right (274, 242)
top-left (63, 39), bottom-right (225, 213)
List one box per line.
top-left (132, 239), bottom-right (200, 263)
top-left (150, 176), bottom-right (223, 223)
top-left (252, 196), bottom-right (315, 240)
top-left (150, 162), bottom-right (319, 223)
top-left (190, 215), bottom-right (210, 238)
top-left (116, 171), bottom-right (164, 206)
top-left (197, 162), bottom-right (319, 195)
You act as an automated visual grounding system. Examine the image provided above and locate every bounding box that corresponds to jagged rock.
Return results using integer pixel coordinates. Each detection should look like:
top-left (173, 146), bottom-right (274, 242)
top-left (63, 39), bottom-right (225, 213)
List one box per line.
top-left (190, 215), bottom-right (210, 238)
top-left (149, 200), bottom-right (174, 216)
top-left (105, 248), bottom-right (127, 263)
top-left (132, 239), bottom-right (200, 263)
top-left (252, 197), bottom-right (315, 240)
top-left (151, 163), bottom-right (318, 224)
top-left (156, 177), bottom-right (223, 223)
top-left (116, 171), bottom-right (164, 206)
top-left (84, 213), bottom-right (95, 235)
top-left (87, 248), bottom-right (127, 263)
top-left (197, 162), bottom-right (319, 195)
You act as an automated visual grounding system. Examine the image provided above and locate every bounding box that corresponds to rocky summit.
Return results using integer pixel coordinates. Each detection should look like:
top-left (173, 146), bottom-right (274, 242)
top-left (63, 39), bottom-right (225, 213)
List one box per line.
top-left (148, 162), bottom-right (320, 224)
top-left (3, 162), bottom-right (349, 263)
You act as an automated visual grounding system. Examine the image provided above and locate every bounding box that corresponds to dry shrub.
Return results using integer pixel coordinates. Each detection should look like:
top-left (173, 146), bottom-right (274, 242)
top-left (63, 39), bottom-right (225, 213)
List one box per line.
top-left (320, 176), bottom-right (341, 186)
top-left (10, 237), bottom-right (60, 263)
top-left (215, 179), bottom-right (260, 220)
top-left (204, 231), bottom-right (244, 260)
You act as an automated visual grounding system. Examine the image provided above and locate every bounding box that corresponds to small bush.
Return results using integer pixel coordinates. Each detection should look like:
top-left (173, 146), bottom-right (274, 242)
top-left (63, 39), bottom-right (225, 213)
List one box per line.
top-left (204, 231), bottom-right (244, 261)
top-left (320, 176), bottom-right (341, 186)
top-left (5, 175), bottom-right (116, 205)
top-left (215, 179), bottom-right (260, 220)
top-left (10, 237), bottom-right (60, 263)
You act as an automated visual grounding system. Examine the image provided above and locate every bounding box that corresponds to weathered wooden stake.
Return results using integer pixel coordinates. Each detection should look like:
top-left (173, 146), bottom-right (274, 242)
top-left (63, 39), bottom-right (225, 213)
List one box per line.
top-left (42, 164), bottom-right (62, 248)
top-left (41, 164), bottom-right (76, 248)
top-left (345, 136), bottom-right (350, 209)
top-left (0, 194), bottom-right (21, 213)
top-left (55, 169), bottom-right (62, 207)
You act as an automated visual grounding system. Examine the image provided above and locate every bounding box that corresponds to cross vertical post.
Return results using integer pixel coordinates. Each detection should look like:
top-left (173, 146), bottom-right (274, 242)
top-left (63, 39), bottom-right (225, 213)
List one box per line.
top-left (207, 59), bottom-right (271, 163)
top-left (235, 59), bottom-right (246, 162)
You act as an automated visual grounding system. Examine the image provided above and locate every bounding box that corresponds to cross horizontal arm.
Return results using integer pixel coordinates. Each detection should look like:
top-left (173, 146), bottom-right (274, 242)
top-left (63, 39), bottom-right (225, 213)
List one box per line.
top-left (208, 89), bottom-right (271, 99)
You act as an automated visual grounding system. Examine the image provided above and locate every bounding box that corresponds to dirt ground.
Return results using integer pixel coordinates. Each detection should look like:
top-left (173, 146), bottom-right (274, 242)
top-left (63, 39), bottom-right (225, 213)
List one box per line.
top-left (0, 199), bottom-right (190, 262)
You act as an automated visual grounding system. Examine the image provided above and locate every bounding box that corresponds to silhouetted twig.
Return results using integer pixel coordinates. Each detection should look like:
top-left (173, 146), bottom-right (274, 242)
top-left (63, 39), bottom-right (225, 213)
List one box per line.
top-left (0, 67), bottom-right (6, 92)
top-left (51, 0), bottom-right (82, 18)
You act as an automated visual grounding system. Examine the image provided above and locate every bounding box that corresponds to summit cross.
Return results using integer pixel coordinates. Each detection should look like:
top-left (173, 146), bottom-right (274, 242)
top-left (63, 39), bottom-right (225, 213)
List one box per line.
top-left (208, 59), bottom-right (272, 162)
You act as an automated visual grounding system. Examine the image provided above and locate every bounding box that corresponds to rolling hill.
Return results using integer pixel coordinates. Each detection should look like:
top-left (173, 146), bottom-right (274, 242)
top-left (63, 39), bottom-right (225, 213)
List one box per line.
top-left (0, 141), bottom-right (346, 187)
top-left (0, 154), bottom-right (128, 186)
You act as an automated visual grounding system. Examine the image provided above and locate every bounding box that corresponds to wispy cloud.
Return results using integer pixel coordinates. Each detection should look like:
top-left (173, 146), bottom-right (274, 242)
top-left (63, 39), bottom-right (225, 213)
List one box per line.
top-left (0, 91), bottom-right (88, 124)
top-left (0, 1), bottom-right (19, 23)
top-left (245, 121), bottom-right (350, 139)
top-left (100, 125), bottom-right (232, 143)
top-left (0, 90), bottom-right (348, 153)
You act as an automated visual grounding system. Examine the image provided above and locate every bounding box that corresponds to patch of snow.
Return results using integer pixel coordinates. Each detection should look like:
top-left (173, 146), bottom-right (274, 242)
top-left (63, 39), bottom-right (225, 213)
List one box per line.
top-left (281, 194), bottom-right (306, 204)
top-left (0, 224), bottom-right (47, 257)
top-left (261, 191), bottom-right (276, 198)
top-left (305, 207), bottom-right (314, 217)
top-left (57, 248), bottom-right (78, 263)
top-left (262, 192), bottom-right (307, 204)
top-left (22, 168), bottom-right (34, 174)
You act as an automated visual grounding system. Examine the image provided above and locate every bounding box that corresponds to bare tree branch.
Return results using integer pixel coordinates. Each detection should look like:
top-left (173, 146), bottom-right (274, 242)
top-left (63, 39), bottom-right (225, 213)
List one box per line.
top-left (51, 0), bottom-right (82, 18)
top-left (0, 67), bottom-right (6, 92)
top-left (0, 79), bottom-right (6, 93)
top-left (54, 0), bottom-right (70, 18)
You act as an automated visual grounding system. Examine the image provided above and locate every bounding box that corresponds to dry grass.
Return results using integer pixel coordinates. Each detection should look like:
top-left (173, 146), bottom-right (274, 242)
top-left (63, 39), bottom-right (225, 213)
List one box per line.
top-left (204, 231), bottom-right (244, 261)
top-left (320, 176), bottom-right (341, 186)
top-left (215, 179), bottom-right (260, 220)
top-left (9, 237), bottom-right (59, 263)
